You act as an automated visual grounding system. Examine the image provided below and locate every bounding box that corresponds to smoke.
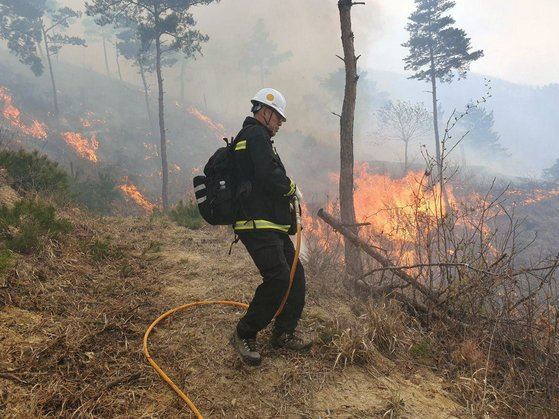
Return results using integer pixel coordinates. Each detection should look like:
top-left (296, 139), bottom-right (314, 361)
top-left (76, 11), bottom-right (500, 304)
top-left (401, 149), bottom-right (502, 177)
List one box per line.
top-left (182, 1), bottom-right (383, 132)
top-left (3, 0), bottom-right (558, 186)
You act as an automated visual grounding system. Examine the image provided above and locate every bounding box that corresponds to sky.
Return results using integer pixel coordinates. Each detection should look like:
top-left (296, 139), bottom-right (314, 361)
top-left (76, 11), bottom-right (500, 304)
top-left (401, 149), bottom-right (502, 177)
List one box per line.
top-left (368, 0), bottom-right (559, 86)
top-left (69, 0), bottom-right (559, 87)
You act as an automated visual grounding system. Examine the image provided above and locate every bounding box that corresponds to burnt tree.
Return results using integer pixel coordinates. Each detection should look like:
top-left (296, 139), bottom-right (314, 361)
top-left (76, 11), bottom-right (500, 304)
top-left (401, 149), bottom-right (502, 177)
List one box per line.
top-left (338, 0), bottom-right (364, 279)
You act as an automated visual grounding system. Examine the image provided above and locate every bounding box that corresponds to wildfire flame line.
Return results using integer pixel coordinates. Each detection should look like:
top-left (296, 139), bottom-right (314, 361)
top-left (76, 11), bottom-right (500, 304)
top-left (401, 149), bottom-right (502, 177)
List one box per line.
top-left (0, 86), bottom-right (47, 139)
top-left (507, 187), bottom-right (559, 206)
top-left (187, 106), bottom-right (226, 137)
top-left (62, 132), bottom-right (99, 163)
top-left (302, 163), bottom-right (458, 263)
top-left (118, 184), bottom-right (156, 214)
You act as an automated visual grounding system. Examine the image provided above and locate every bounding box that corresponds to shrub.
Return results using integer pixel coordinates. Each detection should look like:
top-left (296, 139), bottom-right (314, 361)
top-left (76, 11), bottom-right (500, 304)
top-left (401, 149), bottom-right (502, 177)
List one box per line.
top-left (170, 200), bottom-right (203, 229)
top-left (319, 300), bottom-right (412, 368)
top-left (0, 149), bottom-right (69, 196)
top-left (70, 171), bottom-right (119, 214)
top-left (0, 198), bottom-right (72, 253)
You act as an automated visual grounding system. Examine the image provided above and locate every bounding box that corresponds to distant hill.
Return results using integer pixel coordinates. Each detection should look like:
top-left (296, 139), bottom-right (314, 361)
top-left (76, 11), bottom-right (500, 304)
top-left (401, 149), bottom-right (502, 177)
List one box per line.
top-left (367, 69), bottom-right (559, 177)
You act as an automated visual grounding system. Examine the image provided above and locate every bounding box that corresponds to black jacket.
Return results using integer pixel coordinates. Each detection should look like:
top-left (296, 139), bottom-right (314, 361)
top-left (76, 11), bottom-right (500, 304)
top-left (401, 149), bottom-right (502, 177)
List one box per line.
top-left (233, 117), bottom-right (296, 234)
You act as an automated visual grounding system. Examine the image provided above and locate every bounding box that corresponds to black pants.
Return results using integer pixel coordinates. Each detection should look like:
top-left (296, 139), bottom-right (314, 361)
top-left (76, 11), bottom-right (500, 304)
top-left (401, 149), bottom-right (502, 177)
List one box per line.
top-left (236, 231), bottom-right (306, 339)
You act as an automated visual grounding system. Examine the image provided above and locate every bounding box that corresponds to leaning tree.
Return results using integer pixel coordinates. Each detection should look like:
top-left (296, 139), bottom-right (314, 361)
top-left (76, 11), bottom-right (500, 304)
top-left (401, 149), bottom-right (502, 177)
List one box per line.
top-left (86, 0), bottom-right (219, 211)
top-left (0, 0), bottom-right (86, 117)
top-left (403, 0), bottom-right (483, 194)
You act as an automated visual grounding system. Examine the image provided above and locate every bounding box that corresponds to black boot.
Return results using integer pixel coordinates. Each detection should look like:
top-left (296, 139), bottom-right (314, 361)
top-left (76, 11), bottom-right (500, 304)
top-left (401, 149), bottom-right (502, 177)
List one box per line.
top-left (271, 331), bottom-right (313, 351)
top-left (230, 331), bottom-right (262, 366)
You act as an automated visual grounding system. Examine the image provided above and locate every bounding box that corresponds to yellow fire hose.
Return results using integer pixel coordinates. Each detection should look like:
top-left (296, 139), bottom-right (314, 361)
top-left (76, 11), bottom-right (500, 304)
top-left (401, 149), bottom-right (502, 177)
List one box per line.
top-left (143, 199), bottom-right (302, 418)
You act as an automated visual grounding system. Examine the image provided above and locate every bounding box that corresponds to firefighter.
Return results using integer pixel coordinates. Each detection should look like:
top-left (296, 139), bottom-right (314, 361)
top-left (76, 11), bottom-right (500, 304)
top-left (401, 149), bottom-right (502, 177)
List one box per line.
top-left (230, 88), bottom-right (312, 366)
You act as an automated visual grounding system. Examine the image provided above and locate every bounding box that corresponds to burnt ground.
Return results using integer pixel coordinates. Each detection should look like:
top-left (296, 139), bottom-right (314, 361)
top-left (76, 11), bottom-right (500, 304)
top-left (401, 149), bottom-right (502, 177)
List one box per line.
top-left (1, 212), bottom-right (464, 418)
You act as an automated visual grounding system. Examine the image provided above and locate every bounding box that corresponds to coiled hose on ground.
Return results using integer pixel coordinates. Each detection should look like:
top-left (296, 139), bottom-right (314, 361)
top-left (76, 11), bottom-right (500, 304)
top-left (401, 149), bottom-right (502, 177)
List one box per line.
top-left (143, 199), bottom-right (302, 418)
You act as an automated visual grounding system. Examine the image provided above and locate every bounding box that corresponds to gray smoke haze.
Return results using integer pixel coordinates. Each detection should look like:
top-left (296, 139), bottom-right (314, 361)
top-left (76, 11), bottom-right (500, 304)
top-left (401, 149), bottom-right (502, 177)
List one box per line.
top-left (4, 0), bottom-right (559, 180)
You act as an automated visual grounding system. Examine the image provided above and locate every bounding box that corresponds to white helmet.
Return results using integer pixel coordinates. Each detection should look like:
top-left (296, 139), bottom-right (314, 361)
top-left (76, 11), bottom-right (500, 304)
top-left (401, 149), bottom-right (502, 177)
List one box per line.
top-left (251, 88), bottom-right (287, 121)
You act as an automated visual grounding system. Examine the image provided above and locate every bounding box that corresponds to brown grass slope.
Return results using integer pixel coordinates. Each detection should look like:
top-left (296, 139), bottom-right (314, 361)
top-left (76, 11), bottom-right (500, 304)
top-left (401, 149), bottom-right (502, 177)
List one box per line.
top-left (0, 213), bottom-right (463, 418)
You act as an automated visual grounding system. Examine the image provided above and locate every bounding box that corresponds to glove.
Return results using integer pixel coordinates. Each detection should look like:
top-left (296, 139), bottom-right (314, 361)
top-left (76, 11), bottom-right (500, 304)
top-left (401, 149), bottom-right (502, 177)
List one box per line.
top-left (295, 185), bottom-right (303, 201)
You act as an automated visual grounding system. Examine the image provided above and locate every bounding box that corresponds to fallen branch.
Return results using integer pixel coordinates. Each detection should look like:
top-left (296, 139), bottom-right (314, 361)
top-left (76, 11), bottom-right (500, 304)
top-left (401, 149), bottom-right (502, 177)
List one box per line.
top-left (317, 208), bottom-right (440, 304)
top-left (317, 209), bottom-right (471, 327)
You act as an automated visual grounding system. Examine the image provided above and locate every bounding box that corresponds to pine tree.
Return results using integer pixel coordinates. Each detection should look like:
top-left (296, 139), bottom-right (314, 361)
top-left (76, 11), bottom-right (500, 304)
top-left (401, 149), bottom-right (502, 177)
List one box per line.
top-left (460, 106), bottom-right (507, 159)
top-left (403, 0), bottom-right (483, 187)
top-left (115, 26), bottom-right (157, 135)
top-left (0, 1), bottom-right (86, 117)
top-left (83, 16), bottom-right (117, 78)
top-left (86, 0), bottom-right (219, 212)
top-left (241, 19), bottom-right (292, 86)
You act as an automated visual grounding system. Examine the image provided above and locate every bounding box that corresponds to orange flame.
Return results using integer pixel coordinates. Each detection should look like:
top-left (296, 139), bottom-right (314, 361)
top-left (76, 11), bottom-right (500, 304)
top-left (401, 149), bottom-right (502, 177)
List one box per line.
top-left (118, 184), bottom-right (156, 214)
top-left (352, 164), bottom-right (453, 241)
top-left (0, 86), bottom-right (47, 139)
top-left (508, 187), bottom-right (559, 206)
top-left (80, 111), bottom-right (106, 129)
top-left (187, 106), bottom-right (226, 138)
top-left (303, 163), bottom-right (457, 263)
top-left (62, 132), bottom-right (99, 162)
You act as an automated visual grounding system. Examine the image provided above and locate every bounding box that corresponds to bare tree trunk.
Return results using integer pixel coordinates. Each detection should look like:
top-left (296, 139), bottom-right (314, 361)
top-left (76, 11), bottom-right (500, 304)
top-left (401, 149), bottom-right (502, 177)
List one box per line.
top-left (102, 37), bottom-right (110, 77)
top-left (42, 25), bottom-right (59, 118)
top-left (115, 47), bottom-right (123, 82)
top-left (155, 35), bottom-right (169, 211)
top-left (404, 138), bottom-right (409, 174)
top-left (429, 63), bottom-right (442, 182)
top-left (338, 0), bottom-right (363, 280)
top-left (139, 62), bottom-right (155, 137)
top-left (429, 47), bottom-right (450, 212)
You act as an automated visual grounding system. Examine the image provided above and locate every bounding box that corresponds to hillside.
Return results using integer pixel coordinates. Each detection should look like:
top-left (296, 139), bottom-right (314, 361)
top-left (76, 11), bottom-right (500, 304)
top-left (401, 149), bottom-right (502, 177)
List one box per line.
top-left (1, 212), bottom-right (464, 418)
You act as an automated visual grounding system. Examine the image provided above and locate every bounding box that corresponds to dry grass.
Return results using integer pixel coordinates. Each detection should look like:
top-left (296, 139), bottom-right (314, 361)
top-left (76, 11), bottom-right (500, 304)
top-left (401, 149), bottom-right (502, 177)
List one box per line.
top-left (0, 211), bottom-right (464, 418)
top-left (317, 299), bottom-right (416, 370)
top-left (306, 176), bottom-right (559, 416)
top-left (0, 210), bottom-right (167, 417)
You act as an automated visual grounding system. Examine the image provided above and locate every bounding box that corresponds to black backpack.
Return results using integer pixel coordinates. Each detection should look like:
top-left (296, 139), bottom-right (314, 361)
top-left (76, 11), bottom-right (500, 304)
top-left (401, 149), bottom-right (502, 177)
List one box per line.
top-left (193, 137), bottom-right (247, 226)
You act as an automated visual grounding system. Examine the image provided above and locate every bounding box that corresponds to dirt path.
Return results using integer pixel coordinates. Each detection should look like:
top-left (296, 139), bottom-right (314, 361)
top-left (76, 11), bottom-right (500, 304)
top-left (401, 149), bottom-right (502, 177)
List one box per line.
top-left (1, 215), bottom-right (464, 418)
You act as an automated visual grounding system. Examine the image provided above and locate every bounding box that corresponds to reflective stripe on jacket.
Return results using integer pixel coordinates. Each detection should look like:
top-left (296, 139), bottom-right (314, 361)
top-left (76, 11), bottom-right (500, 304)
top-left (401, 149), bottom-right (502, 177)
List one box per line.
top-left (233, 117), bottom-right (295, 234)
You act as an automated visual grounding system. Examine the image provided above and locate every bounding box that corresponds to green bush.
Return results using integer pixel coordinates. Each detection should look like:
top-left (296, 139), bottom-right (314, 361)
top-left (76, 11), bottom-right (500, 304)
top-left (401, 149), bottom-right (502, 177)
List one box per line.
top-left (170, 200), bottom-right (203, 230)
top-left (0, 149), bottom-right (69, 196)
top-left (0, 198), bottom-right (72, 253)
top-left (70, 171), bottom-right (119, 214)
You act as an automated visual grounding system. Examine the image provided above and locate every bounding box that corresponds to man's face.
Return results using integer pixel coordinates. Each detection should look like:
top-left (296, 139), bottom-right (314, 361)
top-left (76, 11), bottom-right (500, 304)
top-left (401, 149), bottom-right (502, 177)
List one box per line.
top-left (261, 107), bottom-right (284, 137)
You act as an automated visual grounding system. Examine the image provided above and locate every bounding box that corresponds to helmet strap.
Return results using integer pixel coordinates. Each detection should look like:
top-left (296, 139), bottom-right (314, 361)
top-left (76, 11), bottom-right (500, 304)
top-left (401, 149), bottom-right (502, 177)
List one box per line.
top-left (264, 107), bottom-right (274, 126)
